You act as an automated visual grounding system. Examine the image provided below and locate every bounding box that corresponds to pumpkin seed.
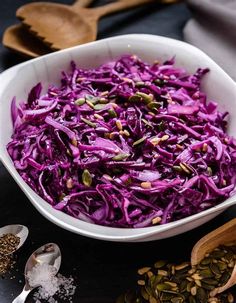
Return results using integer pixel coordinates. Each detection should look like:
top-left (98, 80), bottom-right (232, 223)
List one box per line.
top-left (175, 262), bottom-right (190, 271)
top-left (189, 295), bottom-right (197, 303)
top-left (108, 108), bottom-right (117, 118)
top-left (112, 154), bottom-right (129, 161)
top-left (199, 268), bottom-right (214, 279)
top-left (86, 100), bottom-right (95, 109)
top-left (147, 102), bottom-right (161, 111)
top-left (75, 98), bottom-right (85, 105)
top-left (94, 104), bottom-right (107, 110)
top-left (149, 296), bottom-right (157, 303)
top-left (210, 250), bottom-right (226, 259)
top-left (201, 278), bottom-right (219, 286)
top-left (82, 169), bottom-right (92, 187)
top-left (171, 297), bottom-right (184, 303)
top-left (156, 283), bottom-right (172, 291)
top-left (81, 117), bottom-right (96, 128)
top-left (200, 258), bottom-right (212, 265)
top-left (118, 244), bottom-right (236, 303)
top-left (201, 282), bottom-right (215, 290)
top-left (196, 287), bottom-right (207, 303)
top-left (210, 263), bottom-right (221, 276)
top-left (138, 280), bottom-right (146, 286)
top-left (138, 267), bottom-right (152, 275)
top-left (136, 92), bottom-right (153, 104)
top-left (141, 287), bottom-right (149, 300)
top-left (133, 137), bottom-right (146, 147)
top-left (219, 271), bottom-right (231, 285)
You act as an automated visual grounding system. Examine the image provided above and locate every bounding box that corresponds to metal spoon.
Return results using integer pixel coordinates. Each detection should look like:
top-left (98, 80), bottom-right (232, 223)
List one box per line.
top-left (0, 224), bottom-right (29, 255)
top-left (191, 218), bottom-right (236, 297)
top-left (12, 243), bottom-right (61, 303)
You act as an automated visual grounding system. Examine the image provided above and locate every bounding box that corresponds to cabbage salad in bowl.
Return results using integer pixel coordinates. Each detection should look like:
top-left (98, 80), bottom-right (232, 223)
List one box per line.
top-left (7, 54), bottom-right (236, 228)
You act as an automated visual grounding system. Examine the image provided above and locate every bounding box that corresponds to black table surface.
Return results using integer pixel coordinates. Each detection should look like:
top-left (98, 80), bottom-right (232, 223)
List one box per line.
top-left (0, 1), bottom-right (236, 303)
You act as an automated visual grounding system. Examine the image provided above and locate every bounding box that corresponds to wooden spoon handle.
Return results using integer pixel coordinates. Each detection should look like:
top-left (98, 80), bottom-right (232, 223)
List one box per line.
top-left (89, 0), bottom-right (156, 19)
top-left (72, 0), bottom-right (95, 8)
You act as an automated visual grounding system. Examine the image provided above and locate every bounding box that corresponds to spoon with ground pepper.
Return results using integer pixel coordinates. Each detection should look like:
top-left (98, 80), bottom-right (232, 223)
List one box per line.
top-left (191, 218), bottom-right (236, 297)
top-left (0, 224), bottom-right (28, 256)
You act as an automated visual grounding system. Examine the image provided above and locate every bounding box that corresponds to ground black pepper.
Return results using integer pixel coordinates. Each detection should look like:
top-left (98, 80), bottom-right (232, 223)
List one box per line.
top-left (0, 233), bottom-right (20, 276)
top-left (0, 233), bottom-right (20, 256)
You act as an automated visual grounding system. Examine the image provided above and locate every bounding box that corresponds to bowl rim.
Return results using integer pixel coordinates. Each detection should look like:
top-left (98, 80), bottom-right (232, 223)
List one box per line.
top-left (1, 34), bottom-right (236, 241)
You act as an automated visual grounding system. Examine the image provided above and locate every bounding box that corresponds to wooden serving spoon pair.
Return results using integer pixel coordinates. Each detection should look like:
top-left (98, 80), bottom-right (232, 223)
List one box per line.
top-left (3, 0), bottom-right (179, 58)
top-left (191, 218), bottom-right (236, 297)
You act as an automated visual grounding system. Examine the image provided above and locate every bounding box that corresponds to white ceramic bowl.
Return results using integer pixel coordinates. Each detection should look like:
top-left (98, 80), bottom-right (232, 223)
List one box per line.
top-left (1, 34), bottom-right (236, 242)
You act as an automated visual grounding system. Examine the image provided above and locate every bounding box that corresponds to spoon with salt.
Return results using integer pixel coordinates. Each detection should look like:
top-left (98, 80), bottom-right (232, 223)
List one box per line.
top-left (191, 218), bottom-right (236, 297)
top-left (0, 225), bottom-right (29, 256)
top-left (12, 243), bottom-right (61, 303)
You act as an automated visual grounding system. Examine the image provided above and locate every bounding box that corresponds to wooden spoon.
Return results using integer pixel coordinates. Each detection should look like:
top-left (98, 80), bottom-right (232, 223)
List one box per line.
top-left (191, 218), bottom-right (236, 296)
top-left (2, 0), bottom-right (95, 58)
top-left (16, 0), bottom-right (159, 51)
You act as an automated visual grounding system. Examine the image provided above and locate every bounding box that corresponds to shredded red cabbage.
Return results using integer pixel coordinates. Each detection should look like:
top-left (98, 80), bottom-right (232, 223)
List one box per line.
top-left (7, 55), bottom-right (236, 228)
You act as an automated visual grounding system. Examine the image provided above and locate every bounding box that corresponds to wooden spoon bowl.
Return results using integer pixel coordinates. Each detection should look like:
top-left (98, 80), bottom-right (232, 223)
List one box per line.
top-left (16, 0), bottom-right (158, 50)
top-left (2, 0), bottom-right (94, 57)
top-left (191, 218), bottom-right (236, 296)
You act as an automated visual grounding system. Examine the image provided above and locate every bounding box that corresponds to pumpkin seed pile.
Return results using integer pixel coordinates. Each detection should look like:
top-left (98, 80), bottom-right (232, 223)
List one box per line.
top-left (117, 244), bottom-right (236, 303)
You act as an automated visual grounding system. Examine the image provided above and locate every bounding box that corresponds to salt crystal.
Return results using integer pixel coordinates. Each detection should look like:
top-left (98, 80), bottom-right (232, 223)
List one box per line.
top-left (26, 262), bottom-right (76, 302)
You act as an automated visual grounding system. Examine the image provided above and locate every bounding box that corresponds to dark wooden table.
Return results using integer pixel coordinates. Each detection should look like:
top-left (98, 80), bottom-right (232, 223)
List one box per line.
top-left (0, 1), bottom-right (235, 302)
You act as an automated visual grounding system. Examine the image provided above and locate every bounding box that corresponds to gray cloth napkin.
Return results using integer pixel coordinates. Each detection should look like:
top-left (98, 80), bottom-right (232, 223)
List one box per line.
top-left (184, 0), bottom-right (236, 80)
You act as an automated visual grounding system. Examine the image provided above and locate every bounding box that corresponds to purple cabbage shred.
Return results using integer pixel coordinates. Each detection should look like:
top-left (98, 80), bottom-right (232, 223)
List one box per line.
top-left (7, 55), bottom-right (236, 228)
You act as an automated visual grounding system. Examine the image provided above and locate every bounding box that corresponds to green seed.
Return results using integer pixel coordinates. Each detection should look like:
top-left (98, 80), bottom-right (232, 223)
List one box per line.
top-left (140, 287), bottom-right (149, 300)
top-left (135, 81), bottom-right (146, 87)
top-left (218, 261), bottom-right (227, 272)
top-left (81, 118), bottom-right (96, 128)
top-left (156, 283), bottom-right (171, 291)
top-left (129, 94), bottom-right (142, 103)
top-left (94, 104), bottom-right (107, 110)
top-left (158, 121), bottom-right (165, 131)
top-left (82, 169), bottom-right (92, 187)
top-left (200, 257), bottom-right (212, 266)
top-left (201, 278), bottom-right (218, 286)
top-left (201, 282), bottom-right (215, 290)
top-left (154, 260), bottom-right (167, 269)
top-left (133, 137), bottom-right (146, 147)
top-left (171, 297), bottom-right (184, 303)
top-left (108, 108), bottom-right (117, 118)
top-left (138, 267), bottom-right (151, 275)
top-left (75, 98), bottom-right (85, 105)
top-left (86, 95), bottom-right (100, 104)
top-left (188, 295), bottom-right (196, 303)
top-left (210, 263), bottom-right (221, 276)
top-left (86, 100), bottom-right (95, 109)
top-left (136, 92), bottom-right (153, 104)
top-left (219, 271), bottom-right (231, 285)
top-left (173, 166), bottom-right (182, 173)
top-left (196, 287), bottom-right (207, 303)
top-left (147, 102), bottom-right (161, 110)
top-left (199, 268), bottom-right (214, 278)
top-left (210, 250), bottom-right (226, 259)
